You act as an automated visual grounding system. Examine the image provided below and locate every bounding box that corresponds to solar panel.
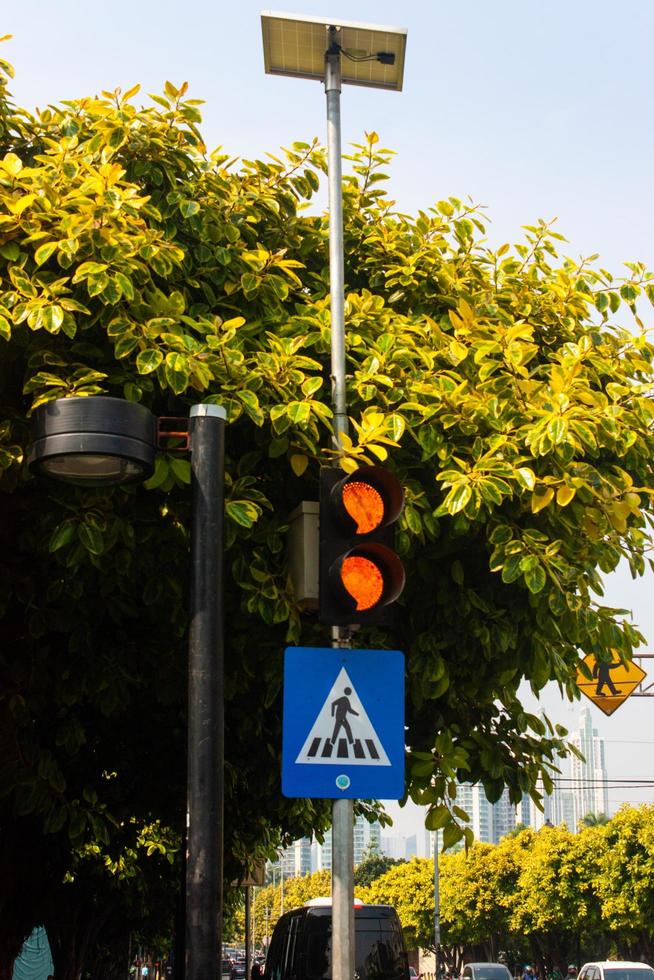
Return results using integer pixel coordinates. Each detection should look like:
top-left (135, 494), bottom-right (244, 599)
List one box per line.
top-left (261, 11), bottom-right (407, 91)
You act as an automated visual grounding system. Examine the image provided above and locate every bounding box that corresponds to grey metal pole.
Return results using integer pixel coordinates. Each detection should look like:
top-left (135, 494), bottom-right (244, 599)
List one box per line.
top-left (186, 403), bottom-right (227, 980)
top-left (245, 886), bottom-right (252, 980)
top-left (332, 800), bottom-right (355, 980)
top-left (325, 35), bottom-right (355, 980)
top-left (433, 832), bottom-right (441, 978)
top-left (325, 33), bottom-right (347, 449)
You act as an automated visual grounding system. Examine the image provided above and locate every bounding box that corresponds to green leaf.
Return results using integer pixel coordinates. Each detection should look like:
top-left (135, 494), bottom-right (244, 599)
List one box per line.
top-left (290, 454), bottom-right (308, 477)
top-left (42, 306), bottom-right (64, 333)
top-left (531, 486), bottom-right (554, 513)
top-left (445, 483), bottom-right (471, 515)
top-left (442, 822), bottom-right (464, 851)
top-left (286, 401), bottom-right (311, 425)
top-left (523, 561), bottom-right (546, 594)
top-left (0, 241), bottom-right (20, 260)
top-left (72, 261), bottom-right (108, 283)
top-left (515, 467), bottom-right (536, 491)
top-left (226, 500), bottom-right (261, 528)
top-left (34, 242), bottom-right (57, 266)
top-left (179, 200), bottom-right (200, 218)
top-left (136, 348), bottom-right (164, 375)
top-left (425, 805), bottom-right (450, 831)
top-left (115, 271), bottom-right (135, 301)
top-left (49, 521), bottom-right (76, 552)
top-left (170, 458), bottom-right (191, 484)
top-left (78, 523), bottom-right (104, 555)
top-left (164, 352), bottom-right (190, 394)
top-left (144, 456), bottom-right (171, 490)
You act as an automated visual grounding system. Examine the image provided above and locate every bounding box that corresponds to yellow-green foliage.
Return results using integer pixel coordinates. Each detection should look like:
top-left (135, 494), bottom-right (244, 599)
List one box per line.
top-left (349, 807), bottom-right (654, 960)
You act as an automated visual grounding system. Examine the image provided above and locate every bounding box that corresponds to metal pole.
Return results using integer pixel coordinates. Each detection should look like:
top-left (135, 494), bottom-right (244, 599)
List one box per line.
top-left (325, 32), bottom-right (355, 980)
top-left (186, 403), bottom-right (226, 979)
top-left (245, 886), bottom-right (252, 980)
top-left (325, 32), bottom-right (347, 450)
top-left (325, 31), bottom-right (355, 980)
top-left (433, 832), bottom-right (441, 979)
top-left (332, 800), bottom-right (354, 980)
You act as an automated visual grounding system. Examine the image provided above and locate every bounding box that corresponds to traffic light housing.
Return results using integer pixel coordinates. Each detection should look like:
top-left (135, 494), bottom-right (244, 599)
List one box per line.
top-left (319, 465), bottom-right (405, 626)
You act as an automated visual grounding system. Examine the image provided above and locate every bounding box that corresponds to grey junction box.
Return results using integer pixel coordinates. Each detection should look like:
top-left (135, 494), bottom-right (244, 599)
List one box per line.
top-left (288, 501), bottom-right (319, 610)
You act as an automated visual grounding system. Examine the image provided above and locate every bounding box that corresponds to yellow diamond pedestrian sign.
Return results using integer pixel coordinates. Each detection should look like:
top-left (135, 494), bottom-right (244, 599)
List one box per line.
top-left (576, 651), bottom-right (646, 716)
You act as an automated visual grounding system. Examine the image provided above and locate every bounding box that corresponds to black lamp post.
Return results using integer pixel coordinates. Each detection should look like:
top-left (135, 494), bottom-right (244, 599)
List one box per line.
top-left (28, 394), bottom-right (226, 980)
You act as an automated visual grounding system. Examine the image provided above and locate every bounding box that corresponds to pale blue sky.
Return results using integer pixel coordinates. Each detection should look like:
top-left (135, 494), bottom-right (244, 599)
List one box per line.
top-left (5, 1), bottom-right (654, 831)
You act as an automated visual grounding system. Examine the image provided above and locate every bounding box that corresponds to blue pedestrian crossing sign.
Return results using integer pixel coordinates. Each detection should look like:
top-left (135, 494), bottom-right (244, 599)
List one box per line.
top-left (282, 646), bottom-right (405, 799)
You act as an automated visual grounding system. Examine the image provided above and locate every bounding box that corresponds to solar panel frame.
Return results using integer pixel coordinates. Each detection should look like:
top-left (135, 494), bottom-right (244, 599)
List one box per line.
top-left (261, 10), bottom-right (407, 91)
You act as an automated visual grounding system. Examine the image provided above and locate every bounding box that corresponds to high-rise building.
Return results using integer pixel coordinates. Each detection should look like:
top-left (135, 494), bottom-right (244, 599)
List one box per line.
top-left (569, 707), bottom-right (609, 828)
top-left (315, 816), bottom-right (381, 870)
top-left (280, 836), bottom-right (312, 878)
top-left (491, 789), bottom-right (517, 842)
top-left (380, 834), bottom-right (407, 859)
top-left (431, 784), bottom-right (515, 845)
top-left (522, 708), bottom-right (607, 833)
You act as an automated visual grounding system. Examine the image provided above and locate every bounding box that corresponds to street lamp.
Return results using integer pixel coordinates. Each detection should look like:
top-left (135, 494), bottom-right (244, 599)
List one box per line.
top-left (28, 394), bottom-right (226, 980)
top-left (261, 15), bottom-right (407, 980)
top-left (28, 395), bottom-right (156, 484)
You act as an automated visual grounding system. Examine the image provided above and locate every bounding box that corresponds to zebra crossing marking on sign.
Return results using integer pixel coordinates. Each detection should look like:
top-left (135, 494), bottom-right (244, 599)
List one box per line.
top-left (295, 667), bottom-right (390, 766)
top-left (282, 646), bottom-right (405, 800)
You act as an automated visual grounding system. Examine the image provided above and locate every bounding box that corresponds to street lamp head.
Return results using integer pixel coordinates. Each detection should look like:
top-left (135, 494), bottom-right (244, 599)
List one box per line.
top-left (261, 11), bottom-right (407, 91)
top-left (28, 395), bottom-right (157, 486)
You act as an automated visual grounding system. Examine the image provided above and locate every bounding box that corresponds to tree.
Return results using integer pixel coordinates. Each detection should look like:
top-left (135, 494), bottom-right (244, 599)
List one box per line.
top-left (578, 812), bottom-right (610, 828)
top-left (360, 858), bottom-right (436, 951)
top-left (593, 805), bottom-right (654, 962)
top-left (2, 50), bottom-right (654, 972)
top-left (252, 871), bottom-right (332, 946)
top-left (508, 823), bottom-right (607, 974)
top-left (354, 851), bottom-right (405, 889)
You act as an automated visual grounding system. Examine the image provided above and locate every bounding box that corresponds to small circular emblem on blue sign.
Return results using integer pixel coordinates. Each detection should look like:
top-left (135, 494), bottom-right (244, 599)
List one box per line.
top-left (336, 774), bottom-right (351, 791)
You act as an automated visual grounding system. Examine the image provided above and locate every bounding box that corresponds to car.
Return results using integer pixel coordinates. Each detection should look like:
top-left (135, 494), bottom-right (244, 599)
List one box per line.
top-left (264, 897), bottom-right (409, 980)
top-left (462, 965), bottom-right (512, 980)
top-left (230, 963), bottom-right (247, 980)
top-left (578, 964), bottom-right (654, 980)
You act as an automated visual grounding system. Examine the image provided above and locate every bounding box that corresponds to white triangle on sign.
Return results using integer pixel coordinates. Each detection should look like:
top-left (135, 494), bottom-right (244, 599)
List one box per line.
top-left (295, 667), bottom-right (390, 766)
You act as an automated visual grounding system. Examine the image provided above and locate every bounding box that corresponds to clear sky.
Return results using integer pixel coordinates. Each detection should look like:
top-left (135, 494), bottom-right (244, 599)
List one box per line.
top-left (5, 1), bottom-right (654, 835)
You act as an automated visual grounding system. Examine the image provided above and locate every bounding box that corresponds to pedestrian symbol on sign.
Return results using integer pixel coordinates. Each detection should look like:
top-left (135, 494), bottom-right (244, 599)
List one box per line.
top-left (295, 666), bottom-right (391, 767)
top-left (331, 686), bottom-right (358, 743)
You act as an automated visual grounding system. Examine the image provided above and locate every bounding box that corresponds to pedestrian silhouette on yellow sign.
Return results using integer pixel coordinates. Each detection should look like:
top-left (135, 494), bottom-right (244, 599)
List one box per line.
top-left (593, 660), bottom-right (622, 696)
top-left (331, 687), bottom-right (359, 744)
top-left (577, 650), bottom-right (647, 716)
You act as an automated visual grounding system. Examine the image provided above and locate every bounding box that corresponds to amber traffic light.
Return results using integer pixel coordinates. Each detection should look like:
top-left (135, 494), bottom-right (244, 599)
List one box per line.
top-left (319, 465), bottom-right (405, 625)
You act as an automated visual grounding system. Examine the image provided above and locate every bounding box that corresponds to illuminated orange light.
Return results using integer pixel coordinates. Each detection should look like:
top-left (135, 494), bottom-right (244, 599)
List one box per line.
top-left (342, 481), bottom-right (384, 534)
top-left (341, 555), bottom-right (384, 611)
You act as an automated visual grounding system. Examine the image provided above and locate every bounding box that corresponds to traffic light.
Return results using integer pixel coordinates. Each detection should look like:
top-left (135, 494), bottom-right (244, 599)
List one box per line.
top-left (319, 465), bottom-right (405, 626)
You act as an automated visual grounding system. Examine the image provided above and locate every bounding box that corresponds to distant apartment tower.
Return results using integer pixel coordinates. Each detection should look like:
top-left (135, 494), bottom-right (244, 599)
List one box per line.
top-left (316, 816), bottom-right (381, 870)
top-left (492, 789), bottom-right (517, 842)
top-left (380, 834), bottom-right (407, 860)
top-left (519, 709), bottom-right (606, 833)
top-left (280, 836), bottom-right (312, 878)
top-left (450, 783), bottom-right (517, 844)
top-left (569, 707), bottom-right (609, 828)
